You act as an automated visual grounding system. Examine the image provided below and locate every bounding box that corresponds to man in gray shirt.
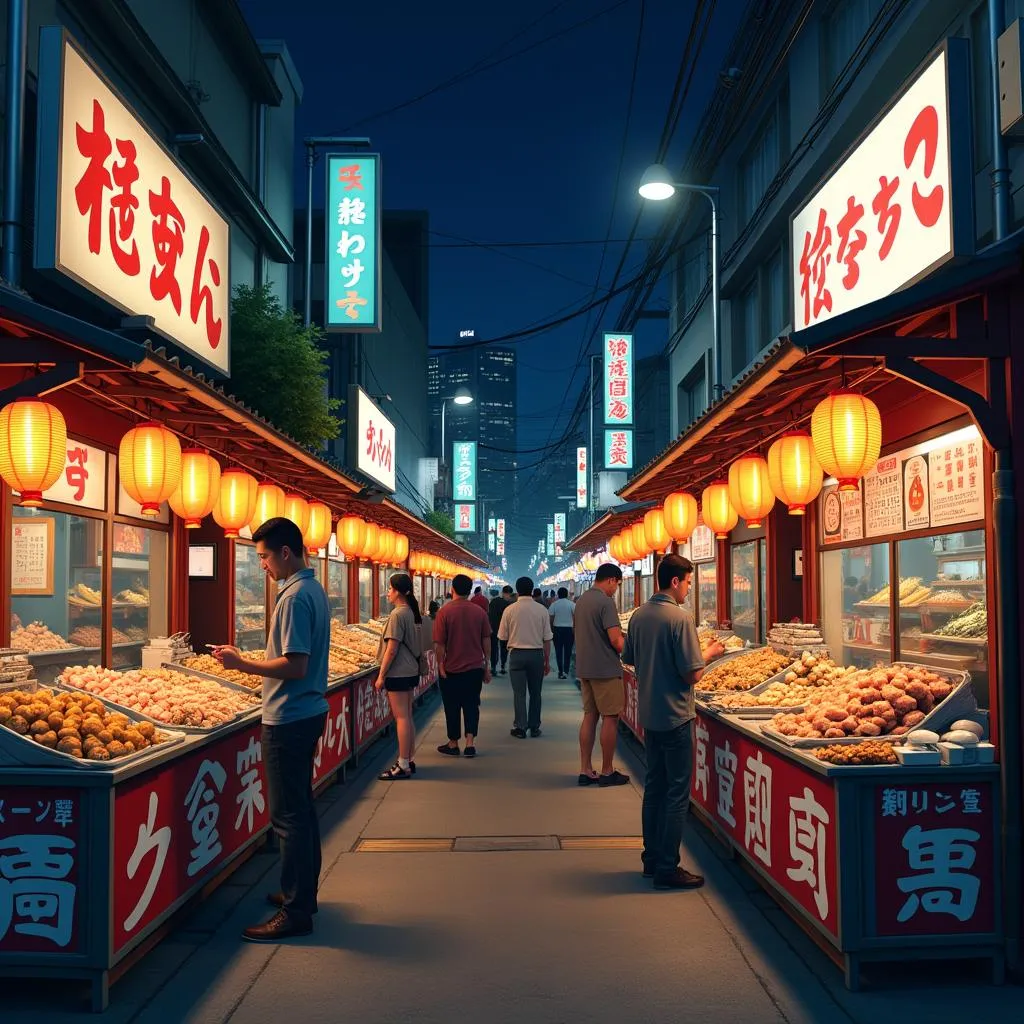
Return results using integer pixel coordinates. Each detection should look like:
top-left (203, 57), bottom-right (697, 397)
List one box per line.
top-left (215, 517), bottom-right (329, 941)
top-left (622, 554), bottom-right (724, 891)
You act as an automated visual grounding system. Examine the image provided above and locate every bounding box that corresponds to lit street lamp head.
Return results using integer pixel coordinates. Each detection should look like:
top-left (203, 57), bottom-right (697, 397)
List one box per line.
top-left (453, 387), bottom-right (474, 406)
top-left (638, 164), bottom-right (676, 201)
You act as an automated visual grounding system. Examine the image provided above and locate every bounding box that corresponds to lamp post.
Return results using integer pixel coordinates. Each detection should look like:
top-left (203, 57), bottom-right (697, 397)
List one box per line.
top-left (638, 164), bottom-right (722, 406)
top-left (439, 387), bottom-right (474, 508)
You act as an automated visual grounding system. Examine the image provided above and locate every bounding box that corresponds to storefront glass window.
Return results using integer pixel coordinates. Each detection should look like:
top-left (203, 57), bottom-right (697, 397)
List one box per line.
top-left (821, 542), bottom-right (890, 668)
top-left (697, 561), bottom-right (718, 625)
top-left (379, 565), bottom-right (392, 615)
top-left (111, 524), bottom-right (167, 668)
top-left (758, 538), bottom-right (767, 642)
top-left (234, 542), bottom-right (266, 651)
top-left (11, 508), bottom-right (103, 681)
top-left (731, 541), bottom-right (758, 643)
top-left (358, 566), bottom-right (373, 622)
top-left (897, 530), bottom-right (988, 707)
top-left (327, 557), bottom-right (348, 626)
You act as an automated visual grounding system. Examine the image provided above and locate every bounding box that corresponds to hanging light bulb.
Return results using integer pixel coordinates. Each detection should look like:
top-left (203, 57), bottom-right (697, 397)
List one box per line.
top-left (702, 481), bottom-right (738, 539)
top-left (284, 492), bottom-right (311, 535)
top-left (336, 515), bottom-right (368, 559)
top-left (811, 390), bottom-right (882, 491)
top-left (728, 455), bottom-right (776, 528)
top-left (249, 482), bottom-right (286, 533)
top-left (303, 502), bottom-right (333, 554)
top-left (168, 449), bottom-right (221, 528)
top-left (213, 468), bottom-right (259, 539)
top-left (119, 421), bottom-right (181, 516)
top-left (0, 398), bottom-right (68, 506)
top-left (767, 432), bottom-right (824, 514)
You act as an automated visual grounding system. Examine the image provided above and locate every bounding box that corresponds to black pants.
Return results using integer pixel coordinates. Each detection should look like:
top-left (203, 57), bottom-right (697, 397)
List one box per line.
top-left (489, 635), bottom-right (508, 673)
top-left (440, 668), bottom-right (484, 739)
top-left (642, 721), bottom-right (694, 878)
top-left (553, 627), bottom-right (574, 675)
top-left (508, 648), bottom-right (544, 731)
top-left (263, 712), bottom-right (327, 922)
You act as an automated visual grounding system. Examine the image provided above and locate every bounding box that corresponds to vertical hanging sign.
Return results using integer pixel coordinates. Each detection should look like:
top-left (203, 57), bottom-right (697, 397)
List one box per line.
top-left (326, 153), bottom-right (382, 332)
top-left (576, 446), bottom-right (588, 508)
top-left (603, 333), bottom-right (634, 425)
top-left (452, 442), bottom-right (477, 501)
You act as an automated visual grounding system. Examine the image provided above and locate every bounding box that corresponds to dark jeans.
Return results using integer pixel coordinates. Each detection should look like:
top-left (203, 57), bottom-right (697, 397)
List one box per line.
top-left (263, 712), bottom-right (327, 922)
top-left (440, 667), bottom-right (484, 739)
top-left (508, 649), bottom-right (544, 731)
top-left (642, 721), bottom-right (694, 877)
top-left (490, 635), bottom-right (508, 673)
top-left (553, 627), bottom-right (574, 675)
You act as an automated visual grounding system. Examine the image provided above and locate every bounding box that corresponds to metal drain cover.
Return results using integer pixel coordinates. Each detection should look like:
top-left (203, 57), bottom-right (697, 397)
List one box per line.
top-left (453, 835), bottom-right (560, 852)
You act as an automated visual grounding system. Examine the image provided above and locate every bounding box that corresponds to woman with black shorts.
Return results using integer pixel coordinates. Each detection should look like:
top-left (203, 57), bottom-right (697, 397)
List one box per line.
top-left (375, 573), bottom-right (423, 780)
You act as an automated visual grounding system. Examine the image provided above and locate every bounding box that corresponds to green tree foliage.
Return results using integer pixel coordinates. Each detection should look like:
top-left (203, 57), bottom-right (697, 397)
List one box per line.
top-left (229, 284), bottom-right (341, 447)
top-left (424, 509), bottom-right (456, 540)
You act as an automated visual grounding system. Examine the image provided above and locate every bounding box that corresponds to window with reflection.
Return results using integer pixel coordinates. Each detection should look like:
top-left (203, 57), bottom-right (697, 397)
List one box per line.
top-left (378, 565), bottom-right (393, 615)
top-left (358, 566), bottom-right (373, 622)
top-left (327, 557), bottom-right (348, 625)
top-left (820, 542), bottom-right (890, 668)
top-left (696, 562), bottom-right (717, 625)
top-left (731, 541), bottom-right (758, 643)
top-left (111, 523), bottom-right (167, 668)
top-left (234, 542), bottom-right (266, 650)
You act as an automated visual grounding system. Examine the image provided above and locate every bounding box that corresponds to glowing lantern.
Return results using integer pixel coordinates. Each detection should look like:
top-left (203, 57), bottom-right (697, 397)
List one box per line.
top-left (303, 501), bottom-right (333, 554)
top-left (376, 528), bottom-right (397, 564)
top-left (607, 535), bottom-right (621, 562)
top-left (663, 491), bottom-right (698, 542)
top-left (249, 482), bottom-right (286, 533)
top-left (119, 421), bottom-right (181, 516)
top-left (617, 529), bottom-right (635, 563)
top-left (213, 468), bottom-right (259, 538)
top-left (702, 481), bottom-right (738, 539)
top-left (361, 521), bottom-right (380, 561)
top-left (168, 449), bottom-right (221, 528)
top-left (284, 493), bottom-right (311, 535)
top-left (643, 508), bottom-right (670, 553)
top-left (811, 390), bottom-right (882, 491)
top-left (393, 532), bottom-right (410, 564)
top-left (337, 515), bottom-right (367, 559)
top-left (630, 521), bottom-right (650, 558)
top-left (767, 432), bottom-right (823, 515)
top-left (728, 455), bottom-right (776, 528)
top-left (0, 398), bottom-right (68, 506)
top-left (409, 551), bottom-right (420, 572)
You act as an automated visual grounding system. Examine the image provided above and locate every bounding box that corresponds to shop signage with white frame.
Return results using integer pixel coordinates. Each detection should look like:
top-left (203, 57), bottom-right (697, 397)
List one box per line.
top-left (603, 333), bottom-right (634, 425)
top-left (42, 436), bottom-right (107, 511)
top-left (452, 441), bottom-right (477, 502)
top-left (576, 446), bottom-right (588, 508)
top-left (34, 30), bottom-right (231, 374)
top-left (348, 386), bottom-right (395, 493)
top-left (455, 503), bottom-right (476, 533)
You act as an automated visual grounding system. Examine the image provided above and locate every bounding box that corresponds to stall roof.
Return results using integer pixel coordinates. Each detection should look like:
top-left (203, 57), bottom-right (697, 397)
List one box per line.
top-left (1, 287), bottom-right (486, 568)
top-left (565, 500), bottom-right (656, 554)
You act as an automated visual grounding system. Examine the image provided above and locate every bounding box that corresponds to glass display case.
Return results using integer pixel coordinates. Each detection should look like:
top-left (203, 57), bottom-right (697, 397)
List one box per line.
top-left (110, 523), bottom-right (167, 668)
top-left (821, 541), bottom-right (891, 668)
top-left (696, 561), bottom-right (717, 625)
top-left (327, 556), bottom-right (348, 626)
top-left (234, 541), bottom-right (266, 649)
top-left (358, 566), bottom-right (373, 622)
top-left (378, 565), bottom-right (393, 616)
top-left (731, 542), bottom-right (757, 643)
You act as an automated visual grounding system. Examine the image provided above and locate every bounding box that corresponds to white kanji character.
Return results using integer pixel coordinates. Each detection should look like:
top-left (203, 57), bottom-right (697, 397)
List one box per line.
top-left (714, 742), bottom-right (738, 827)
top-left (743, 751), bottom-right (772, 868)
top-left (881, 788), bottom-right (907, 817)
top-left (335, 230), bottom-right (366, 258)
top-left (897, 825), bottom-right (981, 923)
top-left (337, 197), bottom-right (367, 226)
top-left (185, 759), bottom-right (227, 878)
top-left (341, 257), bottom-right (365, 287)
top-left (234, 737), bottom-right (265, 834)
top-left (693, 719), bottom-right (709, 802)
top-left (960, 788), bottom-right (982, 814)
top-left (787, 787), bottom-right (831, 921)
top-left (123, 791), bottom-right (171, 932)
top-left (53, 800), bottom-right (74, 829)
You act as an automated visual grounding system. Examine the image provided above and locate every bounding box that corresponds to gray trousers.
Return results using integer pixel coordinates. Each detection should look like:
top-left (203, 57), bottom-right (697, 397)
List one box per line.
top-left (508, 648), bottom-right (544, 730)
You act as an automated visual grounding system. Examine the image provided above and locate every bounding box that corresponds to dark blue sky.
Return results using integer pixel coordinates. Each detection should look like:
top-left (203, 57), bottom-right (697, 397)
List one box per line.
top-left (238, 0), bottom-right (734, 458)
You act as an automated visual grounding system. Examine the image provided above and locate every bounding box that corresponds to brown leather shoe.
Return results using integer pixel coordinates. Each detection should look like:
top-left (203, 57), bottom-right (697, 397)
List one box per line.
top-left (242, 909), bottom-right (312, 942)
top-left (652, 868), bottom-right (705, 890)
top-left (266, 891), bottom-right (318, 914)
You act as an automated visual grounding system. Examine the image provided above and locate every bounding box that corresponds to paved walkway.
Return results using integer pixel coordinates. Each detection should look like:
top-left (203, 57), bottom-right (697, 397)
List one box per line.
top-left (11, 672), bottom-right (1020, 1021)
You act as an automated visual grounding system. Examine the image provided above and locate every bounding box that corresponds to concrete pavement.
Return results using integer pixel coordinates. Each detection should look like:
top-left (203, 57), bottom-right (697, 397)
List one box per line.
top-left (9, 670), bottom-right (1019, 1021)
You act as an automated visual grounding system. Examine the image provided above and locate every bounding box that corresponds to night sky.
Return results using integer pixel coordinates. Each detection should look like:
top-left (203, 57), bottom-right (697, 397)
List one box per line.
top-left (237, 0), bottom-right (734, 563)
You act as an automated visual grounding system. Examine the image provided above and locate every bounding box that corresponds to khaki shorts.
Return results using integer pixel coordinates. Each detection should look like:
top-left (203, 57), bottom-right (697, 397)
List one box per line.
top-left (581, 677), bottom-right (625, 717)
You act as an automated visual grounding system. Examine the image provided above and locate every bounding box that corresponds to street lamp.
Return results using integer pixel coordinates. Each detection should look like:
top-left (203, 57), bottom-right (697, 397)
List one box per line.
top-left (439, 386), bottom-right (474, 460)
top-left (638, 163), bottom-right (722, 405)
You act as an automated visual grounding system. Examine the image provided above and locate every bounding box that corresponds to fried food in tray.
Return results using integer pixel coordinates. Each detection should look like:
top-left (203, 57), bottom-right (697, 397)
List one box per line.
top-left (696, 648), bottom-right (793, 693)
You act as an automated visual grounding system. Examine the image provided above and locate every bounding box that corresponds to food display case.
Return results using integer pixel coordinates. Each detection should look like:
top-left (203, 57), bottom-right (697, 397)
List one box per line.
top-left (233, 541), bottom-right (268, 649)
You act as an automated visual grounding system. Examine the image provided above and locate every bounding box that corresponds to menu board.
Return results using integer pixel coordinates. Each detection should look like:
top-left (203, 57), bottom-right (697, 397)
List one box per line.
top-left (864, 454), bottom-right (902, 537)
top-left (821, 485), bottom-right (864, 545)
top-left (928, 436), bottom-right (984, 527)
top-left (691, 524), bottom-right (715, 562)
top-left (11, 517), bottom-right (55, 595)
top-left (903, 454), bottom-right (930, 530)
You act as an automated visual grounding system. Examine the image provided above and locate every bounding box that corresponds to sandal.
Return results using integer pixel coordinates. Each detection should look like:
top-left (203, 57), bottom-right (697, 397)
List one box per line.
top-left (378, 762), bottom-right (411, 780)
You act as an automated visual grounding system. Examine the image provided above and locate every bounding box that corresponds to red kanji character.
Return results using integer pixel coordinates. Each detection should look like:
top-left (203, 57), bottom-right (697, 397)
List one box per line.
top-left (109, 138), bottom-right (140, 276)
top-left (836, 196), bottom-right (866, 290)
top-left (149, 176), bottom-right (186, 314)
top-left (904, 105), bottom-right (944, 227)
top-left (74, 99), bottom-right (112, 255)
top-left (871, 176), bottom-right (901, 260)
top-left (336, 163), bottom-right (364, 190)
top-left (65, 447), bottom-right (89, 502)
top-left (365, 421), bottom-right (377, 457)
top-left (608, 379), bottom-right (628, 398)
top-left (798, 208), bottom-right (833, 326)
top-left (189, 225), bottom-right (223, 348)
top-left (608, 358), bottom-right (628, 377)
top-left (608, 400), bottom-right (629, 421)
top-left (607, 339), bottom-right (629, 357)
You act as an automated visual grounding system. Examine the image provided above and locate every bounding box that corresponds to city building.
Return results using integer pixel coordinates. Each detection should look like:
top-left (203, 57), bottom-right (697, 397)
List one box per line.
top-left (664, 0), bottom-right (1024, 437)
top-left (634, 353), bottom-right (671, 470)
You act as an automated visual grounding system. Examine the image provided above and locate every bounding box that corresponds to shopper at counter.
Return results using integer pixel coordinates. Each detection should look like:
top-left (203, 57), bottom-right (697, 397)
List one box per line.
top-left (622, 554), bottom-right (724, 891)
top-left (213, 517), bottom-right (329, 943)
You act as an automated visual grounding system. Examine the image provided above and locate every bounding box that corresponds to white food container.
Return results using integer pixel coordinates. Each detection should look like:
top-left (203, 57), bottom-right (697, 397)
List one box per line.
top-left (896, 745), bottom-right (941, 766)
top-left (939, 741), bottom-right (996, 766)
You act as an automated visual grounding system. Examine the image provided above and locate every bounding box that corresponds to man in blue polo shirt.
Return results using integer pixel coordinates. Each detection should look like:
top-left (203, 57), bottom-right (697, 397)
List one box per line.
top-left (214, 516), bottom-right (329, 941)
top-left (622, 553), bottom-right (723, 891)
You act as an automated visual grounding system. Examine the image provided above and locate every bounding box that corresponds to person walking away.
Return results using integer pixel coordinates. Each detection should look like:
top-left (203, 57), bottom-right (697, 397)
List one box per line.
top-left (622, 554), bottom-right (725, 890)
top-left (549, 587), bottom-right (576, 679)
top-left (488, 588), bottom-right (510, 675)
top-left (471, 586), bottom-right (490, 614)
top-left (499, 576), bottom-right (552, 738)
top-left (573, 563), bottom-right (628, 787)
top-left (434, 574), bottom-right (492, 757)
top-left (213, 517), bottom-right (329, 942)
top-left (375, 573), bottom-right (425, 780)
top-left (532, 588), bottom-right (545, 605)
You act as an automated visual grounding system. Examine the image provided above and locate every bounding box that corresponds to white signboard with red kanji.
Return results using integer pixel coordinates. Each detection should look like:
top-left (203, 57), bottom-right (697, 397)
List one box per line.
top-left (792, 46), bottom-right (966, 332)
top-left (41, 437), bottom-right (107, 511)
top-left (603, 333), bottom-right (634, 425)
top-left (35, 32), bottom-right (230, 374)
top-left (348, 386), bottom-right (395, 493)
top-left (576, 446), bottom-right (588, 509)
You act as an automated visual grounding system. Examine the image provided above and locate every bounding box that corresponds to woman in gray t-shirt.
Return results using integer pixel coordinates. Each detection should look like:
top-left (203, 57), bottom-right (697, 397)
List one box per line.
top-left (375, 573), bottom-right (423, 780)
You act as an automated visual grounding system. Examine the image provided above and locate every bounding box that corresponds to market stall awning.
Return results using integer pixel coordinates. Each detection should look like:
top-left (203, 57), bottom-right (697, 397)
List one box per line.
top-left (565, 500), bottom-right (656, 554)
top-left (1, 286), bottom-right (486, 569)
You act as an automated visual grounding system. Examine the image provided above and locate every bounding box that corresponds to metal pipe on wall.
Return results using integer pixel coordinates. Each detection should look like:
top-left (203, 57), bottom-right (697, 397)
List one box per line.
top-left (2, 0), bottom-right (28, 286)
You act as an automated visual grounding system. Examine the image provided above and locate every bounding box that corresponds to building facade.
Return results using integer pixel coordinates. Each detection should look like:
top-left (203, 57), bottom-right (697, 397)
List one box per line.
top-left (665, 0), bottom-right (1024, 438)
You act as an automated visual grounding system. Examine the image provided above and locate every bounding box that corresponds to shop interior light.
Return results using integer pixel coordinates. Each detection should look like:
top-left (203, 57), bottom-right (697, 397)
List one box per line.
top-left (249, 482), bottom-right (286, 534)
top-left (767, 432), bottom-right (823, 515)
top-left (630, 521), bottom-right (650, 559)
top-left (337, 515), bottom-right (368, 559)
top-left (213, 468), bottom-right (259, 539)
top-left (727, 454), bottom-right (776, 528)
top-left (119, 421), bottom-right (182, 516)
top-left (643, 507), bottom-right (670, 553)
top-left (663, 491), bottom-right (698, 542)
top-left (304, 501), bottom-right (333, 554)
top-left (811, 390), bottom-right (882, 492)
top-left (702, 480), bottom-right (738, 539)
top-left (168, 448), bottom-right (221, 528)
top-left (284, 492), bottom-right (311, 535)
top-left (0, 398), bottom-right (68, 507)
top-left (360, 521), bottom-right (381, 562)
top-left (393, 532), bottom-right (410, 564)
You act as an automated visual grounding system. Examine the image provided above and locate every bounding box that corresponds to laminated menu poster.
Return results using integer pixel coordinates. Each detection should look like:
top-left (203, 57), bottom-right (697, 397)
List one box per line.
top-left (864, 454), bottom-right (903, 538)
top-left (11, 517), bottom-right (55, 595)
top-left (903, 454), bottom-right (930, 530)
top-left (928, 436), bottom-right (983, 527)
top-left (820, 484), bottom-right (864, 545)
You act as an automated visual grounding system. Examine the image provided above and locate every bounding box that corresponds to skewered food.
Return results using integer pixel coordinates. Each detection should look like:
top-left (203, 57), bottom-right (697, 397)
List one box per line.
top-left (697, 648), bottom-right (793, 693)
top-left (11, 622), bottom-right (74, 652)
